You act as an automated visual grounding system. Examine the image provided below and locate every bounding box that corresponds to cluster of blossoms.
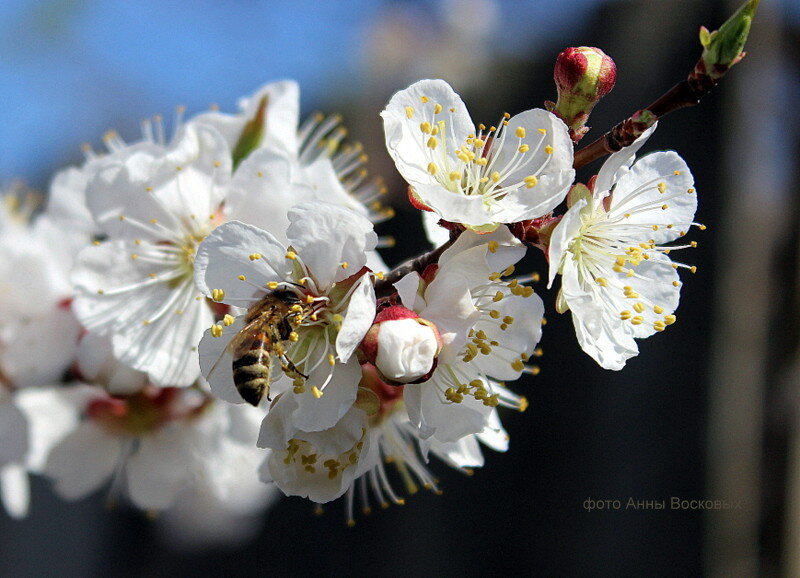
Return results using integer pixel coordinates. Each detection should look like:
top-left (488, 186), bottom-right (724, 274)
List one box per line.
top-left (3, 27), bottom-right (739, 534)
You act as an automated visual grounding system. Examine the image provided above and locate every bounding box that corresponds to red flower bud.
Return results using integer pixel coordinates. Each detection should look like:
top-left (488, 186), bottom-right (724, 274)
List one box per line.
top-left (548, 46), bottom-right (617, 142)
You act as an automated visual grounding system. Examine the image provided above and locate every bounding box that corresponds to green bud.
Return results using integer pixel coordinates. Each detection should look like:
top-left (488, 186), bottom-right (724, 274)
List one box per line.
top-left (231, 95), bottom-right (268, 169)
top-left (699, 0), bottom-right (759, 77)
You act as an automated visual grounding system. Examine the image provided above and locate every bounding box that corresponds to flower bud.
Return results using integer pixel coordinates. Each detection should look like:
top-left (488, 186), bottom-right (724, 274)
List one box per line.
top-left (360, 305), bottom-right (441, 385)
top-left (697, 0), bottom-right (758, 80)
top-left (547, 47), bottom-right (616, 142)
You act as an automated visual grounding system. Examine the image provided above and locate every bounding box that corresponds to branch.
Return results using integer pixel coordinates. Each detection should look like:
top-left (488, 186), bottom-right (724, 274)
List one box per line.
top-left (573, 0), bottom-right (758, 170)
top-left (375, 236), bottom-right (456, 297)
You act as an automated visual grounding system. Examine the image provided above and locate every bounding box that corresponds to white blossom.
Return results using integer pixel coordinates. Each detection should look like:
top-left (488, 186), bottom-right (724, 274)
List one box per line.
top-left (195, 202), bottom-right (377, 432)
top-left (548, 125), bottom-right (700, 369)
top-left (394, 226), bottom-right (542, 443)
top-left (43, 383), bottom-right (268, 512)
top-left (382, 79), bottom-right (574, 231)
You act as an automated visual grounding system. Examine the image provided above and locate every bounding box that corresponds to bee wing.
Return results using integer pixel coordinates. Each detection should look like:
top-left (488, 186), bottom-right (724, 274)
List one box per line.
top-left (199, 315), bottom-right (265, 404)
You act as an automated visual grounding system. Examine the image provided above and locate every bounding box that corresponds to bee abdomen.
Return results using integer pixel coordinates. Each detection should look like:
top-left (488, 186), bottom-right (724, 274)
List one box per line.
top-left (233, 352), bottom-right (271, 406)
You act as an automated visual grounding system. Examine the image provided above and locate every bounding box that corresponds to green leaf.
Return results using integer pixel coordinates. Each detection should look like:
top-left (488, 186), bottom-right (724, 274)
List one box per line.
top-left (231, 95), bottom-right (268, 169)
top-left (701, 0), bottom-right (759, 71)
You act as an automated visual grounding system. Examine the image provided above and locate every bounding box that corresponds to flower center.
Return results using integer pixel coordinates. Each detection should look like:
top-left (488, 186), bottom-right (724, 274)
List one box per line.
top-left (408, 96), bottom-right (553, 207)
top-left (87, 386), bottom-right (211, 436)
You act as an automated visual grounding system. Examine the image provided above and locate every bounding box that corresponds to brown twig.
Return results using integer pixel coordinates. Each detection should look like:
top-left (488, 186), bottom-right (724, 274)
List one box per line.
top-left (573, 59), bottom-right (734, 170)
top-left (374, 235), bottom-right (457, 297)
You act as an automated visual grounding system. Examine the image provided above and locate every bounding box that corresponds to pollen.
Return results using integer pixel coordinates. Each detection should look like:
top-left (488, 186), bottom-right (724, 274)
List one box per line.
top-left (596, 277), bottom-right (608, 287)
top-left (488, 240), bottom-right (499, 253)
top-left (405, 106), bottom-right (414, 119)
top-left (658, 182), bottom-right (667, 194)
top-left (524, 175), bottom-right (538, 188)
top-left (340, 261), bottom-right (349, 269)
top-left (427, 163), bottom-right (438, 175)
top-left (515, 127), bottom-right (526, 138)
top-left (449, 171), bottom-right (461, 181)
top-left (285, 251), bottom-right (297, 260)
top-left (267, 281), bottom-right (279, 290)
top-left (305, 295), bottom-right (315, 304)
top-left (420, 96), bottom-right (429, 103)
top-left (249, 253), bottom-right (262, 261)
top-left (434, 103), bottom-right (443, 114)
top-left (427, 137), bottom-right (438, 149)
top-left (420, 121), bottom-right (432, 133)
top-left (223, 314), bottom-right (235, 326)
top-left (288, 332), bottom-right (299, 342)
top-left (211, 288), bottom-right (225, 302)
top-left (545, 145), bottom-right (554, 154)
top-left (238, 275), bottom-right (246, 281)
top-left (311, 386), bottom-right (324, 399)
top-left (328, 354), bottom-right (336, 366)
top-left (519, 144), bottom-right (530, 153)
top-left (664, 314), bottom-right (677, 325)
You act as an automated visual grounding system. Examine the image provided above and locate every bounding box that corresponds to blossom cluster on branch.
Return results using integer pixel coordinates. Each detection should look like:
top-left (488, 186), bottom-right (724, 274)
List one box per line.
top-left (0, 0), bottom-right (756, 539)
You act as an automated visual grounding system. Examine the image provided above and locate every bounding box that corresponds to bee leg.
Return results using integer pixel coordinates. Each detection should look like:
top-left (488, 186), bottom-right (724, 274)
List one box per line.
top-left (281, 354), bottom-right (308, 379)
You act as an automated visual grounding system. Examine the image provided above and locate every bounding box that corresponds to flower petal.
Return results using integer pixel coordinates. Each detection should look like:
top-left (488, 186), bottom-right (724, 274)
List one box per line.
top-left (286, 203), bottom-right (377, 289)
top-left (335, 274), bottom-right (376, 362)
top-left (194, 221), bottom-right (291, 303)
top-left (609, 151), bottom-right (697, 245)
top-left (45, 422), bottom-right (122, 500)
top-left (381, 79), bottom-right (474, 191)
top-left (594, 123), bottom-right (657, 194)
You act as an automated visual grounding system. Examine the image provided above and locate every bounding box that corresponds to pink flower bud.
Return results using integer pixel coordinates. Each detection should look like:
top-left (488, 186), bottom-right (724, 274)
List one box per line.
top-left (360, 305), bottom-right (441, 385)
top-left (554, 47), bottom-right (616, 99)
top-left (548, 46), bottom-right (617, 142)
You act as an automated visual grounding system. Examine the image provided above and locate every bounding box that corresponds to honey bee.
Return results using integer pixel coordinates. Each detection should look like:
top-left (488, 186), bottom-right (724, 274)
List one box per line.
top-left (211, 289), bottom-right (308, 406)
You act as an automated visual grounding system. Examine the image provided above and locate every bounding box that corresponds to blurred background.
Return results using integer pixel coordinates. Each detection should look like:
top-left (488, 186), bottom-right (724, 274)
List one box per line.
top-left (1, 0), bottom-right (798, 575)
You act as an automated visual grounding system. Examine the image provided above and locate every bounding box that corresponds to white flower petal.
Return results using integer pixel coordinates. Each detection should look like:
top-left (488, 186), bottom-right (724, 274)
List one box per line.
top-left (0, 464), bottom-right (29, 519)
top-left (547, 199), bottom-right (585, 288)
top-left (426, 435), bottom-right (485, 469)
top-left (194, 220), bottom-right (291, 303)
top-left (394, 271), bottom-right (424, 312)
top-left (286, 203), bottom-right (377, 288)
top-left (289, 357), bottom-right (361, 432)
top-left (126, 428), bottom-right (193, 510)
top-left (191, 80), bottom-right (300, 157)
top-left (1, 307), bottom-right (81, 388)
top-left (198, 317), bottom-right (247, 404)
top-left (0, 401), bottom-right (28, 465)
top-left (422, 210), bottom-right (450, 247)
top-left (45, 422), bottom-right (122, 500)
top-left (381, 79), bottom-right (473, 190)
top-left (224, 146), bottom-right (317, 245)
top-left (594, 123), bottom-right (657, 194)
top-left (476, 408), bottom-right (509, 452)
top-left (609, 151), bottom-right (697, 245)
top-left (335, 274), bottom-right (376, 362)
top-left (14, 386), bottom-right (83, 472)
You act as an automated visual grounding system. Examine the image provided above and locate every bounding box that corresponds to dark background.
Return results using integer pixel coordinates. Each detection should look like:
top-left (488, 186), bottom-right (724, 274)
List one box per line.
top-left (1, 0), bottom-right (797, 575)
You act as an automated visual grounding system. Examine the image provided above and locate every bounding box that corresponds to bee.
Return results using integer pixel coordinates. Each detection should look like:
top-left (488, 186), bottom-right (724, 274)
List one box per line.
top-left (211, 289), bottom-right (308, 406)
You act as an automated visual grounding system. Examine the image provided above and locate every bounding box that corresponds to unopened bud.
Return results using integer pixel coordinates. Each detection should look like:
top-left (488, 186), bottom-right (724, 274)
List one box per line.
top-left (547, 47), bottom-right (617, 143)
top-left (360, 305), bottom-right (441, 385)
top-left (698, 0), bottom-right (758, 80)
